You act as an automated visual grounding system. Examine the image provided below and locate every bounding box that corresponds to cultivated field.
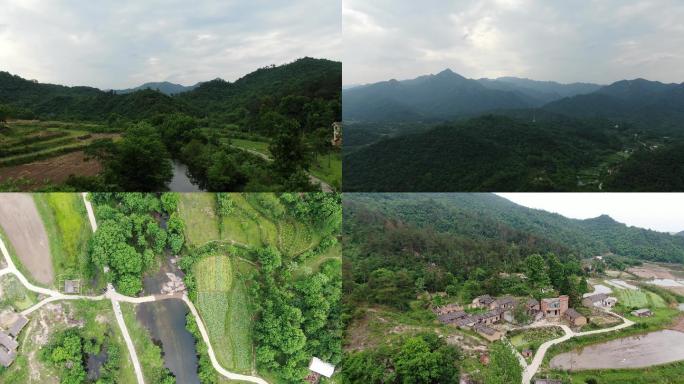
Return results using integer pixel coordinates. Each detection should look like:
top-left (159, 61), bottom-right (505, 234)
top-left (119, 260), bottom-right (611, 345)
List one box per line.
top-left (0, 193), bottom-right (54, 284)
top-left (178, 193), bottom-right (221, 246)
top-left (0, 120), bottom-right (118, 190)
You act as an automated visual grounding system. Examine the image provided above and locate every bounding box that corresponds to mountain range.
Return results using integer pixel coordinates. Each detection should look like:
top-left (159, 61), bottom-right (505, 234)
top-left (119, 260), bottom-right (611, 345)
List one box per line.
top-left (345, 193), bottom-right (684, 264)
top-left (343, 69), bottom-right (684, 129)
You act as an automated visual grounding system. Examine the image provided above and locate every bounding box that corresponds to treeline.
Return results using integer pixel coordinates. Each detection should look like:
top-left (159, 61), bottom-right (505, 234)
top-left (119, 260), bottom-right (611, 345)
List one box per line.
top-left (87, 192), bottom-right (182, 295)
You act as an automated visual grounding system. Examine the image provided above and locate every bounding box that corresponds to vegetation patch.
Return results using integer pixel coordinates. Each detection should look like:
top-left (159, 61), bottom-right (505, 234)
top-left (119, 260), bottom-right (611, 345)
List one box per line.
top-left (179, 193), bottom-right (220, 247)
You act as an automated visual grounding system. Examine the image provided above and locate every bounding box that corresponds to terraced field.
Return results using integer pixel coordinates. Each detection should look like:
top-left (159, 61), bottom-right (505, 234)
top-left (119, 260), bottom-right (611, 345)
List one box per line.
top-left (0, 120), bottom-right (119, 189)
top-left (615, 288), bottom-right (667, 309)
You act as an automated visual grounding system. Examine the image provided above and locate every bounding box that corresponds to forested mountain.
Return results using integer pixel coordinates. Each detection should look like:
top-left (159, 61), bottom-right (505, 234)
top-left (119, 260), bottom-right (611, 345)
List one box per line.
top-left (344, 115), bottom-right (624, 191)
top-left (0, 57), bottom-right (341, 125)
top-left (114, 81), bottom-right (199, 95)
top-left (344, 193), bottom-right (684, 276)
top-left (543, 79), bottom-right (684, 133)
top-left (342, 69), bottom-right (531, 121)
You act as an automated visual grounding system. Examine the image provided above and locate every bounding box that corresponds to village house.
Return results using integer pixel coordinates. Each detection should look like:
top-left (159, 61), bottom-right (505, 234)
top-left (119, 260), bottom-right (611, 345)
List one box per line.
top-left (582, 293), bottom-right (618, 309)
top-left (306, 357), bottom-right (335, 383)
top-left (541, 295), bottom-right (569, 318)
top-left (479, 309), bottom-right (503, 325)
top-left (433, 303), bottom-right (462, 316)
top-left (494, 296), bottom-right (516, 311)
top-left (632, 308), bottom-right (653, 317)
top-left (564, 308), bottom-right (587, 327)
top-left (0, 331), bottom-right (18, 368)
top-left (471, 294), bottom-right (495, 309)
top-left (437, 310), bottom-right (468, 324)
top-left (7, 315), bottom-right (28, 338)
top-left (473, 324), bottom-right (502, 341)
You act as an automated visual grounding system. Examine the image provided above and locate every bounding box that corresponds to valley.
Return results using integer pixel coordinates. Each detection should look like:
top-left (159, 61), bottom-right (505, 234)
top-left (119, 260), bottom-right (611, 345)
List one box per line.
top-left (340, 193), bottom-right (684, 384)
top-left (342, 72), bottom-right (684, 192)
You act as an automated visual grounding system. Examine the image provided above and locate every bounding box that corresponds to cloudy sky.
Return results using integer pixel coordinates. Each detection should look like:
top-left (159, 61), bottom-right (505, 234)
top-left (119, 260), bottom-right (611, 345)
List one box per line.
top-left (0, 0), bottom-right (340, 89)
top-left (343, 0), bottom-right (684, 85)
top-left (498, 193), bottom-right (684, 233)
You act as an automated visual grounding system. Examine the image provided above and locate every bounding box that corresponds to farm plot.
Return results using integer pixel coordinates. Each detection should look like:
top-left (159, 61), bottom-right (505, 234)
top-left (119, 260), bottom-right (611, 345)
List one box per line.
top-left (33, 193), bottom-right (92, 282)
top-left (178, 193), bottom-right (220, 246)
top-left (194, 254), bottom-right (254, 373)
top-left (0, 274), bottom-right (37, 311)
top-left (279, 219), bottom-right (316, 256)
top-left (0, 193), bottom-right (55, 285)
top-left (615, 288), bottom-right (667, 309)
top-left (221, 194), bottom-right (278, 248)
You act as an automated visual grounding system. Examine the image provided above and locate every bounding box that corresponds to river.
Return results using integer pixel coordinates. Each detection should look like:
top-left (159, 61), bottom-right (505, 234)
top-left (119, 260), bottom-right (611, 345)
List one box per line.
top-left (135, 258), bottom-right (200, 383)
top-left (168, 160), bottom-right (202, 192)
top-left (550, 329), bottom-right (684, 370)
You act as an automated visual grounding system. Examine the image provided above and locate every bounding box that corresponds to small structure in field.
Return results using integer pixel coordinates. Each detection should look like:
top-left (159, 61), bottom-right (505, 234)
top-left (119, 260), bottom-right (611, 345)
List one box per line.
top-left (564, 308), bottom-right (587, 326)
top-left (306, 357), bottom-right (335, 383)
top-left (582, 293), bottom-right (617, 308)
top-left (331, 122), bottom-right (342, 147)
top-left (64, 279), bottom-right (81, 294)
top-left (522, 349), bottom-right (534, 358)
top-left (632, 308), bottom-right (653, 317)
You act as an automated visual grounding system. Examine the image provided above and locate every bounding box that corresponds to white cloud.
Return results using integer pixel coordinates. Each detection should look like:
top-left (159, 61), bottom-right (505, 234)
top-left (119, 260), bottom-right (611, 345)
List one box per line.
top-left (0, 0), bottom-right (341, 89)
top-left (343, 0), bottom-right (684, 85)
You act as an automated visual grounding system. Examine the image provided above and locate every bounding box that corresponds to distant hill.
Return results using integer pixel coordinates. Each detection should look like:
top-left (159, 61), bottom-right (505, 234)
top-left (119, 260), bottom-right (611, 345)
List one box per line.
top-left (114, 81), bottom-right (199, 95)
top-left (0, 57), bottom-right (341, 124)
top-left (345, 193), bottom-right (684, 264)
top-left (543, 79), bottom-right (684, 132)
top-left (677, 231), bottom-right (684, 237)
top-left (344, 115), bottom-right (622, 192)
top-left (342, 69), bottom-right (532, 121)
top-left (477, 77), bottom-right (601, 105)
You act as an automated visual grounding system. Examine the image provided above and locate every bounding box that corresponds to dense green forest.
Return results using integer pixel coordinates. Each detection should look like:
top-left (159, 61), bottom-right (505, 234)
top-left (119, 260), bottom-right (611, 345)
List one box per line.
top-left (343, 72), bottom-right (684, 192)
top-left (0, 57), bottom-right (341, 191)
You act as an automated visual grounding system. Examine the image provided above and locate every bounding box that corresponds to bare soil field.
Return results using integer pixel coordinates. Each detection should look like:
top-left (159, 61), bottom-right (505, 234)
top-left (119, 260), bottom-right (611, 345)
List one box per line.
top-left (0, 151), bottom-right (102, 189)
top-left (628, 263), bottom-right (679, 279)
top-left (0, 193), bottom-right (54, 284)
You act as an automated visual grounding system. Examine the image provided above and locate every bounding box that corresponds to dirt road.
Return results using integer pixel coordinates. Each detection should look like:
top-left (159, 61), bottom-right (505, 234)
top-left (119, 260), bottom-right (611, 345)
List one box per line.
top-left (0, 193), bottom-right (54, 285)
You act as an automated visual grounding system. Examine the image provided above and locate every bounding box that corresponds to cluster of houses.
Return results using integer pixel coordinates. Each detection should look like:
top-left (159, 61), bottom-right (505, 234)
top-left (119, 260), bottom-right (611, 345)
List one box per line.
top-left (0, 313), bottom-right (28, 367)
top-left (435, 294), bottom-right (589, 341)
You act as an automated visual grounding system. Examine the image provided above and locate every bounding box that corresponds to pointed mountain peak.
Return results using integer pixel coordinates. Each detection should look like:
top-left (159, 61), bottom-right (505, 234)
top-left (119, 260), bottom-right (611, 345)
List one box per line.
top-left (435, 68), bottom-right (465, 79)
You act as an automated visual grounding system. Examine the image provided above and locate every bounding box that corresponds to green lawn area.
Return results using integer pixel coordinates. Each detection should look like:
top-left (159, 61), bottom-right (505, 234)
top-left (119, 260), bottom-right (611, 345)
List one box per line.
top-left (32, 193), bottom-right (92, 284)
top-left (310, 152), bottom-right (342, 190)
top-left (120, 302), bottom-right (171, 383)
top-left (194, 255), bottom-right (254, 374)
top-left (229, 138), bottom-right (270, 156)
top-left (178, 193), bottom-right (220, 247)
top-left (509, 327), bottom-right (564, 355)
top-left (614, 288), bottom-right (667, 309)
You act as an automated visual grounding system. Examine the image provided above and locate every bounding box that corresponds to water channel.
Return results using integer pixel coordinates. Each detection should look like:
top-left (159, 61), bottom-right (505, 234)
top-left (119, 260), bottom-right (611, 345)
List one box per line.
top-left (168, 160), bottom-right (202, 192)
top-left (135, 257), bottom-right (200, 383)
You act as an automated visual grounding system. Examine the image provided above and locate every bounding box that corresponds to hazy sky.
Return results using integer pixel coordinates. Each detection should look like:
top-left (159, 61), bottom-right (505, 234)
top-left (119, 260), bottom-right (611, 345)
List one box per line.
top-left (343, 0), bottom-right (684, 85)
top-left (0, 0), bottom-right (341, 89)
top-left (497, 193), bottom-right (684, 233)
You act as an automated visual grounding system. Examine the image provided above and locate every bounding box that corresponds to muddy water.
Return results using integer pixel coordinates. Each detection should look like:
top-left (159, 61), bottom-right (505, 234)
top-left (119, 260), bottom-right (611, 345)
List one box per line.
top-left (135, 258), bottom-right (200, 384)
top-left (550, 330), bottom-right (684, 370)
top-left (168, 160), bottom-right (202, 192)
top-left (86, 348), bottom-right (107, 380)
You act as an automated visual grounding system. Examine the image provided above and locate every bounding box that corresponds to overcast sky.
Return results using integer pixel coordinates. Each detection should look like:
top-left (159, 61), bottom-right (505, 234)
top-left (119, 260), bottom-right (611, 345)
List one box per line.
top-left (497, 193), bottom-right (684, 233)
top-left (343, 0), bottom-right (684, 85)
top-left (0, 0), bottom-right (341, 89)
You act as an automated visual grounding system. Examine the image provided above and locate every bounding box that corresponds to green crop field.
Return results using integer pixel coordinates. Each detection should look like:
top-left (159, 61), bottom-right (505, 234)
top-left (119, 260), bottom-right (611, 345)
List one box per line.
top-left (229, 138), bottom-right (270, 156)
top-left (279, 219), bottom-right (315, 256)
top-left (615, 288), bottom-right (667, 308)
top-left (220, 194), bottom-right (278, 248)
top-left (33, 193), bottom-right (92, 282)
top-left (0, 275), bottom-right (37, 310)
top-left (179, 193), bottom-right (221, 246)
top-left (195, 254), bottom-right (254, 373)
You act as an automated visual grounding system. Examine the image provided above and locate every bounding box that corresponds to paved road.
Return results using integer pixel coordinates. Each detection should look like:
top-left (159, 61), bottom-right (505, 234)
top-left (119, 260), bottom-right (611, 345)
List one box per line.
top-left (230, 145), bottom-right (334, 192)
top-left (0, 194), bottom-right (271, 384)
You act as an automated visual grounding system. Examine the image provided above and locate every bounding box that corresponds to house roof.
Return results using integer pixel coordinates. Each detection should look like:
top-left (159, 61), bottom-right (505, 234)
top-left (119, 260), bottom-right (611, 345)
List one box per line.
top-left (482, 309), bottom-right (502, 319)
top-left (309, 357), bottom-right (335, 378)
top-left (456, 316), bottom-right (477, 327)
top-left (475, 295), bottom-right (494, 304)
top-left (564, 308), bottom-right (584, 321)
top-left (438, 310), bottom-right (467, 323)
top-left (473, 324), bottom-right (498, 336)
top-left (8, 316), bottom-right (28, 337)
top-left (585, 293), bottom-right (608, 302)
top-left (633, 308), bottom-right (652, 314)
top-left (526, 298), bottom-right (539, 307)
top-left (496, 296), bottom-right (515, 306)
top-left (0, 348), bottom-right (16, 368)
top-left (0, 332), bottom-right (18, 351)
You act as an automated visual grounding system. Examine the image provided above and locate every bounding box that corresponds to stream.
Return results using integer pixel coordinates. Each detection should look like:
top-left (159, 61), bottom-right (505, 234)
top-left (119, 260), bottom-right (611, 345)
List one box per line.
top-left (135, 258), bottom-right (200, 383)
top-left (168, 160), bottom-right (202, 192)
